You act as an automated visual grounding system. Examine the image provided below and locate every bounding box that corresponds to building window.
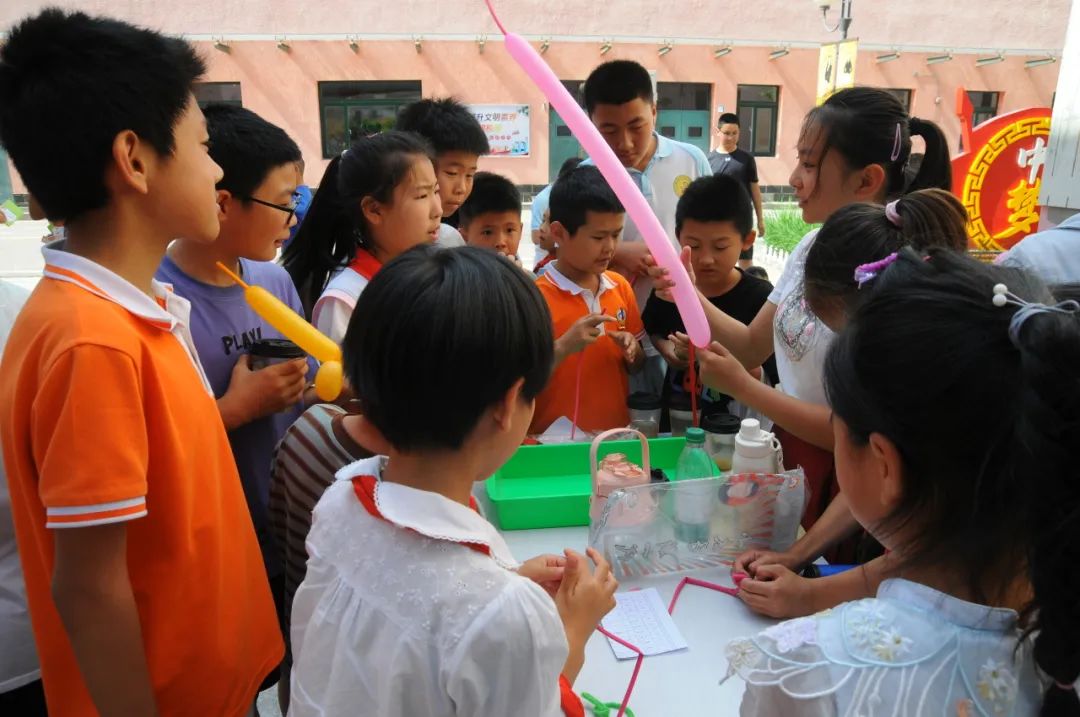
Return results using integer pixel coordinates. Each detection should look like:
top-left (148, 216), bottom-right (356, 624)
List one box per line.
top-left (886, 89), bottom-right (913, 113)
top-left (657, 82), bottom-right (711, 112)
top-left (968, 91), bottom-right (1000, 127)
top-left (319, 81), bottom-right (422, 158)
top-left (194, 82), bottom-right (242, 108)
top-left (736, 85), bottom-right (780, 157)
top-left (655, 82), bottom-right (711, 152)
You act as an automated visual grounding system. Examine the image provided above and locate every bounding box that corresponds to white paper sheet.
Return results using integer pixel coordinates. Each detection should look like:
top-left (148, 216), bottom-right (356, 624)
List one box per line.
top-left (601, 588), bottom-right (689, 661)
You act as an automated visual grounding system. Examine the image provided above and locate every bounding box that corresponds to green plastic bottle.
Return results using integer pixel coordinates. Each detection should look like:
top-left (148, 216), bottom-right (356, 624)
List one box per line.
top-left (672, 428), bottom-right (719, 543)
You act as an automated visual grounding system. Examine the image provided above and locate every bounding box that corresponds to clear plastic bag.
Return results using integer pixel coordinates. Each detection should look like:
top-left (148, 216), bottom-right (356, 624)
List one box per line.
top-left (588, 469), bottom-right (807, 580)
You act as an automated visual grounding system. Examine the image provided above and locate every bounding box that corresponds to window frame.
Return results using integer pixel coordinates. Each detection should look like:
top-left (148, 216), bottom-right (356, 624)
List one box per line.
top-left (967, 90), bottom-right (1001, 128)
top-left (318, 80), bottom-right (422, 158)
top-left (885, 88), bottom-right (913, 113)
top-left (735, 84), bottom-right (780, 157)
top-left (193, 81), bottom-right (242, 108)
top-left (657, 82), bottom-right (711, 111)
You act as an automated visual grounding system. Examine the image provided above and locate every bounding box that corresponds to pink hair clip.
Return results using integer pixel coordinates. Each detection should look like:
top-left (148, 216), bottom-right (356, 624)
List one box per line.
top-left (854, 252), bottom-right (900, 288)
top-left (890, 122), bottom-right (902, 161)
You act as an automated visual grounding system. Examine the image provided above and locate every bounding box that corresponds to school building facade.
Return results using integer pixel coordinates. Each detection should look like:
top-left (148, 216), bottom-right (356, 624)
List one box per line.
top-left (1, 0), bottom-right (1069, 195)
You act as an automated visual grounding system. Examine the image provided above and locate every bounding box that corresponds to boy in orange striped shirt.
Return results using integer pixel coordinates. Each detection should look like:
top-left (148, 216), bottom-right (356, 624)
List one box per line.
top-left (531, 166), bottom-right (646, 435)
top-left (0, 10), bottom-right (281, 715)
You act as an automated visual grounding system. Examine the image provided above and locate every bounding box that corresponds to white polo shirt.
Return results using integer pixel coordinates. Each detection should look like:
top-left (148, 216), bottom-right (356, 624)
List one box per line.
top-left (584, 133), bottom-right (712, 310)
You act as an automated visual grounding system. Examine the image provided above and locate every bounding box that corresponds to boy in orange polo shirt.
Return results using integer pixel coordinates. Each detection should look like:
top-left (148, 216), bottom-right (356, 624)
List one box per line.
top-left (0, 10), bottom-right (282, 716)
top-left (531, 166), bottom-right (646, 435)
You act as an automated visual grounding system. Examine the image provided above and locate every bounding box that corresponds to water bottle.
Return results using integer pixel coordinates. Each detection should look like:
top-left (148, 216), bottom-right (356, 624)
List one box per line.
top-left (730, 419), bottom-right (781, 474)
top-left (672, 427), bottom-right (718, 543)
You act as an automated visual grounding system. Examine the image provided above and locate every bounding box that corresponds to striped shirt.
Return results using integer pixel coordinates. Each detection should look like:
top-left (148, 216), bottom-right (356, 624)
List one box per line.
top-left (269, 404), bottom-right (369, 645)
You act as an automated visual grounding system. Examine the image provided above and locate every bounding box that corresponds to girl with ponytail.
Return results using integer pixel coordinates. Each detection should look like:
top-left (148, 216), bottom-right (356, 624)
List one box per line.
top-left (728, 249), bottom-right (1079, 716)
top-left (282, 131), bottom-right (441, 342)
top-left (723, 189), bottom-right (971, 621)
top-left (651, 87), bottom-right (954, 562)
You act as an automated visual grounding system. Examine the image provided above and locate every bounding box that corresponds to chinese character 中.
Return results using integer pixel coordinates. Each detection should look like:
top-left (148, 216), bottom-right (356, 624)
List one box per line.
top-left (1017, 137), bottom-right (1047, 186)
top-left (992, 177), bottom-right (1042, 241)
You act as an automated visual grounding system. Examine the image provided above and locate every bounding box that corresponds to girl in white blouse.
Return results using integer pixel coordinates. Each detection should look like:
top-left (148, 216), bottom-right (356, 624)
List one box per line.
top-left (288, 245), bottom-right (617, 717)
top-left (727, 251), bottom-right (1080, 715)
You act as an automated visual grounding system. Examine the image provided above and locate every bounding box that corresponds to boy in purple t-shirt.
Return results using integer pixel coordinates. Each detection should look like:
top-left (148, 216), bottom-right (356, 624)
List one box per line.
top-left (155, 104), bottom-right (311, 640)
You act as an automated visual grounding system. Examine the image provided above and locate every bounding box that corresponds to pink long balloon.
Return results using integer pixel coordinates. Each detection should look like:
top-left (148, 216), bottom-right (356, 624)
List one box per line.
top-left (484, 1), bottom-right (710, 347)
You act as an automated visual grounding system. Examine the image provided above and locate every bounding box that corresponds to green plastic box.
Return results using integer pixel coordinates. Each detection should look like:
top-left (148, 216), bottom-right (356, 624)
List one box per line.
top-left (486, 437), bottom-right (687, 530)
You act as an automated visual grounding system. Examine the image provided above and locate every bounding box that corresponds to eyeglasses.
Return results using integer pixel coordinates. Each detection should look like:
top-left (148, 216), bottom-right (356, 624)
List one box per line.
top-left (242, 195), bottom-right (299, 225)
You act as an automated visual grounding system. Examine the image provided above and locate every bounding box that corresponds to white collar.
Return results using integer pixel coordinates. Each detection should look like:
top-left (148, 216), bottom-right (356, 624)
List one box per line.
top-left (542, 264), bottom-right (617, 298)
top-left (42, 247), bottom-right (189, 331)
top-left (337, 456), bottom-right (520, 571)
top-left (41, 247), bottom-right (213, 393)
top-left (878, 578), bottom-right (1018, 631)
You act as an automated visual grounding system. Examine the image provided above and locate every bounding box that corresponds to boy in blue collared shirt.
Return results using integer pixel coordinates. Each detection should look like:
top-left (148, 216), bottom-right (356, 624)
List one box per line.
top-left (583, 59), bottom-right (712, 395)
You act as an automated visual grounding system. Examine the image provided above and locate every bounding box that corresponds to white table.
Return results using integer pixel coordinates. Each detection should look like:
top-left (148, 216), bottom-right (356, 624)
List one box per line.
top-left (477, 486), bottom-right (778, 717)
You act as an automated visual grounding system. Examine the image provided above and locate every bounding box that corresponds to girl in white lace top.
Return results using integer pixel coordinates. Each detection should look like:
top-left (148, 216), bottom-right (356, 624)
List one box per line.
top-left (288, 246), bottom-right (618, 716)
top-left (727, 251), bottom-right (1080, 716)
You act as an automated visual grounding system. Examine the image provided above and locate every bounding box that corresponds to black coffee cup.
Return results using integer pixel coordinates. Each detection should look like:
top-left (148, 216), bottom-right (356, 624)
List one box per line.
top-left (249, 338), bottom-right (306, 370)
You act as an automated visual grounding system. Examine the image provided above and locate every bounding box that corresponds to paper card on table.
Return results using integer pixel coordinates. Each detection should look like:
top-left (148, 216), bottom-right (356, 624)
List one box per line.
top-left (601, 588), bottom-right (688, 661)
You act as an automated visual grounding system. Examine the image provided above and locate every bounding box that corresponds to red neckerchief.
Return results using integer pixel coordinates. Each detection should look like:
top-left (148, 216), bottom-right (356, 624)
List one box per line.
top-left (348, 248), bottom-right (382, 282)
top-left (534, 254), bottom-right (555, 274)
top-left (350, 474), bottom-right (585, 717)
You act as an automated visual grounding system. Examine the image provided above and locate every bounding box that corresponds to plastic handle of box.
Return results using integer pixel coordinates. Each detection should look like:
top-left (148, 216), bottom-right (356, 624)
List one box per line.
top-left (589, 428), bottom-right (651, 496)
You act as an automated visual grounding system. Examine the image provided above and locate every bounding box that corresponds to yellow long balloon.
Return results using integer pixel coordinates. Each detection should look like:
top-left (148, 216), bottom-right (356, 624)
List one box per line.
top-left (217, 262), bottom-right (343, 401)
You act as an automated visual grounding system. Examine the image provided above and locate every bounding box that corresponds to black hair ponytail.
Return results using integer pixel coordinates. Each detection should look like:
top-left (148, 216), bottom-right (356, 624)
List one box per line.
top-left (804, 189), bottom-right (968, 317)
top-left (1014, 302), bottom-right (1080, 716)
top-left (283, 155), bottom-right (350, 316)
top-left (801, 87), bottom-right (953, 200)
top-left (824, 250), bottom-right (1080, 715)
top-left (906, 117), bottom-right (952, 192)
top-left (282, 130), bottom-right (434, 317)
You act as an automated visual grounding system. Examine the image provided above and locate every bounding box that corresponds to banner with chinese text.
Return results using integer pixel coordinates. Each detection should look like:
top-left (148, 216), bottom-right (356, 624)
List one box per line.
top-left (952, 107), bottom-right (1052, 252)
top-left (469, 104), bottom-right (530, 157)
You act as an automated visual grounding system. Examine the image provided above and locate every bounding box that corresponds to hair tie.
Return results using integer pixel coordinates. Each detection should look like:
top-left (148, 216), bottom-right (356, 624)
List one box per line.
top-left (890, 122), bottom-right (903, 161)
top-left (1055, 682), bottom-right (1077, 692)
top-left (885, 200), bottom-right (903, 228)
top-left (854, 252), bottom-right (900, 288)
top-left (992, 283), bottom-right (1080, 346)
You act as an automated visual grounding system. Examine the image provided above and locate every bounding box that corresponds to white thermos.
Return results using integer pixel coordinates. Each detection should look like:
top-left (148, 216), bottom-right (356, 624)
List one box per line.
top-left (730, 419), bottom-right (780, 474)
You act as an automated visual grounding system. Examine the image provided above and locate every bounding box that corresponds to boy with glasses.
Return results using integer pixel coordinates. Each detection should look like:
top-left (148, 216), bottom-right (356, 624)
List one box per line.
top-left (156, 104), bottom-right (313, 664)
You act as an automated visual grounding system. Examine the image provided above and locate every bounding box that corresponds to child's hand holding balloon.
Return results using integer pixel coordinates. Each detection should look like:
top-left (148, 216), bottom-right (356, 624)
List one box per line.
top-left (690, 338), bottom-right (756, 400)
top-left (645, 246), bottom-right (696, 304)
top-left (616, 241), bottom-right (654, 278)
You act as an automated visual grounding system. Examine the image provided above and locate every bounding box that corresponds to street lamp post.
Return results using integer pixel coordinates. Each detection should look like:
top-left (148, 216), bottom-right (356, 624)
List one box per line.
top-left (816, 0), bottom-right (854, 40)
